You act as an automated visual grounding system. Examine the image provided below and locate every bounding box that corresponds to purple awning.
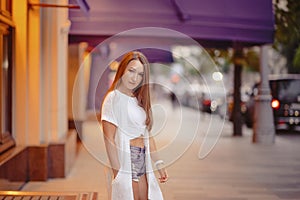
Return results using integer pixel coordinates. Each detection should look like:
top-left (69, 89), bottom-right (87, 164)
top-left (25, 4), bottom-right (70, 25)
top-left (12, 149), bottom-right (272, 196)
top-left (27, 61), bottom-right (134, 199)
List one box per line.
top-left (69, 0), bottom-right (274, 47)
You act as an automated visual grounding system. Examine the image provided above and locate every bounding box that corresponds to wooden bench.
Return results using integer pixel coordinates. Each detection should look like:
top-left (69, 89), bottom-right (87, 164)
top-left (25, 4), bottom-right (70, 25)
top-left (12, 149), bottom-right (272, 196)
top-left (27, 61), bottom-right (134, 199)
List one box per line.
top-left (0, 191), bottom-right (97, 200)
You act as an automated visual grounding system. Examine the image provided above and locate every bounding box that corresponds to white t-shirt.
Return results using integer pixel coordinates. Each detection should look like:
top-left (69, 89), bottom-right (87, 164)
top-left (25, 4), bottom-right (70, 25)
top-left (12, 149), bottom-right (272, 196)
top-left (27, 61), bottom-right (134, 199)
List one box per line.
top-left (101, 89), bottom-right (164, 200)
top-left (101, 89), bottom-right (147, 139)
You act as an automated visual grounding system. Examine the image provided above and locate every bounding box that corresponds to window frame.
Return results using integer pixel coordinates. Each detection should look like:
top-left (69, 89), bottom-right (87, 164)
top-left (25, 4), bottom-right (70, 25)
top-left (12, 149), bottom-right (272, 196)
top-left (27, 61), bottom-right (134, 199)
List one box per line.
top-left (0, 0), bottom-right (14, 154)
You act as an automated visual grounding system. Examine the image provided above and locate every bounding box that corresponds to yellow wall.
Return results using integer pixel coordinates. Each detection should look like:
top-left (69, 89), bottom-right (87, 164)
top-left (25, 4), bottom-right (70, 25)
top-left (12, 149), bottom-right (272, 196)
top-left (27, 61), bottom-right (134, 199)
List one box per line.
top-left (27, 1), bottom-right (41, 145)
top-left (12, 0), bottom-right (29, 145)
top-left (13, 0), bottom-right (41, 146)
top-left (12, 0), bottom-right (69, 146)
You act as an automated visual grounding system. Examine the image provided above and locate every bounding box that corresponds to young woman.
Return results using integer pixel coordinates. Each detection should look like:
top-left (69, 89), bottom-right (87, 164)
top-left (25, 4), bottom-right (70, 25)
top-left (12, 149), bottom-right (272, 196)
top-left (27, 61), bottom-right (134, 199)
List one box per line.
top-left (100, 51), bottom-right (168, 200)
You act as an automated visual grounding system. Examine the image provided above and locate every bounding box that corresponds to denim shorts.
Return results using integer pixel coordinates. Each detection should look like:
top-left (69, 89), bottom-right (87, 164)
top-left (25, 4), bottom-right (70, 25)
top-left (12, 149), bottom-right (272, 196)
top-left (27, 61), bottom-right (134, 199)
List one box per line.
top-left (130, 146), bottom-right (146, 182)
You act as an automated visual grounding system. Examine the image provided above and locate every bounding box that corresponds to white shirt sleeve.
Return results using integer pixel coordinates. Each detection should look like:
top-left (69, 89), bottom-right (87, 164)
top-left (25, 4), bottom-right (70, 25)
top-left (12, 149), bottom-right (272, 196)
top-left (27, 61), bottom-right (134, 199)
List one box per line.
top-left (101, 92), bottom-right (119, 127)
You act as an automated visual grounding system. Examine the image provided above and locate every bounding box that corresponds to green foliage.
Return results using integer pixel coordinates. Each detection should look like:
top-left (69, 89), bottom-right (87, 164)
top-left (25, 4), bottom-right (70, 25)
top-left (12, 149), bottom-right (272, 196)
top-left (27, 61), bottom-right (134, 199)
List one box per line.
top-left (293, 45), bottom-right (300, 68)
top-left (207, 48), bottom-right (233, 73)
top-left (244, 49), bottom-right (260, 72)
top-left (274, 0), bottom-right (300, 73)
top-left (207, 48), bottom-right (260, 73)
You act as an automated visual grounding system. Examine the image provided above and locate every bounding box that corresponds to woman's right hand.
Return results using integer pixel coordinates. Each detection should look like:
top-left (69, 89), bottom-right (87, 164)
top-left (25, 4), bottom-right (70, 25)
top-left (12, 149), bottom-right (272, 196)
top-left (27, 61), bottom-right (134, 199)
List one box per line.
top-left (112, 169), bottom-right (119, 179)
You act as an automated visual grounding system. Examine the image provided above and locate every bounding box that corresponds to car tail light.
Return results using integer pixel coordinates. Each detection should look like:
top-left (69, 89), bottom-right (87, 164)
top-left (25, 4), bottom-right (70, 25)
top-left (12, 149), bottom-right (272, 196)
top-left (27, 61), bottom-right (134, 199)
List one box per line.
top-left (203, 99), bottom-right (211, 106)
top-left (271, 99), bottom-right (280, 109)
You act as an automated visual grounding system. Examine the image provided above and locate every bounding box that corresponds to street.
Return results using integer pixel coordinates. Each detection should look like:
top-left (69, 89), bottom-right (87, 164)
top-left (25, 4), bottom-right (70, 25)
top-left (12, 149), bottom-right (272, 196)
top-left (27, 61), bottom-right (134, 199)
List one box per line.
top-left (22, 99), bottom-right (300, 200)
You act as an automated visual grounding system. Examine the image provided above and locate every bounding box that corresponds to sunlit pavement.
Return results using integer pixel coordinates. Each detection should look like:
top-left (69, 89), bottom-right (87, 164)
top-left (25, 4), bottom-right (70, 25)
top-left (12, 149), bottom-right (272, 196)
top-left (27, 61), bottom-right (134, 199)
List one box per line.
top-left (22, 99), bottom-right (300, 200)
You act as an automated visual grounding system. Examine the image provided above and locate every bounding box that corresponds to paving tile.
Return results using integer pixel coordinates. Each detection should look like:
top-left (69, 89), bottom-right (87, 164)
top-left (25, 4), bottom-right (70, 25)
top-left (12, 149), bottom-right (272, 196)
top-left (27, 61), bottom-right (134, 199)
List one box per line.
top-left (20, 101), bottom-right (300, 200)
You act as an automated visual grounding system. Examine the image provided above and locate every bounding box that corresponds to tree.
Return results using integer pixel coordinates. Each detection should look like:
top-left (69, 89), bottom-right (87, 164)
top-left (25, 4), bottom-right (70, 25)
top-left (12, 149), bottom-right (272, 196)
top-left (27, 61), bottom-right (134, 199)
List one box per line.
top-left (274, 0), bottom-right (300, 73)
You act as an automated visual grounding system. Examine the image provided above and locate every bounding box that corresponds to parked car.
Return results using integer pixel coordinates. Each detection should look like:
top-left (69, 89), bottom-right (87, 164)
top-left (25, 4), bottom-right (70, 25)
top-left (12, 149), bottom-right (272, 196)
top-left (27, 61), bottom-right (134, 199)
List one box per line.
top-left (244, 74), bottom-right (300, 131)
top-left (179, 83), bottom-right (226, 114)
top-left (179, 82), bottom-right (203, 109)
top-left (199, 87), bottom-right (226, 114)
top-left (218, 90), bottom-right (249, 122)
top-left (269, 74), bottom-right (300, 130)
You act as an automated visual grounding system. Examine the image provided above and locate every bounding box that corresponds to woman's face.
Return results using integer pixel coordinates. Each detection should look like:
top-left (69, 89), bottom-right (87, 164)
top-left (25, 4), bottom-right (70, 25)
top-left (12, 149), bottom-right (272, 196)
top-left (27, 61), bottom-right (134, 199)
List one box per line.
top-left (121, 60), bottom-right (144, 91)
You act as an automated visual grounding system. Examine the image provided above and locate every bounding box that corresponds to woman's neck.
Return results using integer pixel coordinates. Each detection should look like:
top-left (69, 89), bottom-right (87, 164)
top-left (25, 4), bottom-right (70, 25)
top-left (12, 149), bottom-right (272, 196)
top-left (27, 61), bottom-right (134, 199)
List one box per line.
top-left (117, 85), bottom-right (134, 97)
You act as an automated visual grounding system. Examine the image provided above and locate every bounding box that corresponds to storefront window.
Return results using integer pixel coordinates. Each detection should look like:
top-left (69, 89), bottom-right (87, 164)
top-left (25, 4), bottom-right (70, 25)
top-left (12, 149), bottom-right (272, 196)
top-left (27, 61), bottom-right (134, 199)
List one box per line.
top-left (0, 0), bottom-right (12, 19)
top-left (0, 13), bottom-right (14, 153)
top-left (5, 0), bottom-right (12, 13)
top-left (1, 34), bottom-right (10, 134)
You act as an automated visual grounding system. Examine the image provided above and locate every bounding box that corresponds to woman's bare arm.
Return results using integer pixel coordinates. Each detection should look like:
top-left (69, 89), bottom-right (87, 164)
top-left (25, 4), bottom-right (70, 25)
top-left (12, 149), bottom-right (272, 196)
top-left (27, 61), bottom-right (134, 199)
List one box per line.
top-left (149, 136), bottom-right (168, 183)
top-left (102, 120), bottom-right (120, 178)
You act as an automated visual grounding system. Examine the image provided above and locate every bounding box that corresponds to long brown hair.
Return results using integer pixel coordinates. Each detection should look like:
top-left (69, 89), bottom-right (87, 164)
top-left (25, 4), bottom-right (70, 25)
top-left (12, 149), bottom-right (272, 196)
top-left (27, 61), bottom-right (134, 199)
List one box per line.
top-left (103, 51), bottom-right (153, 130)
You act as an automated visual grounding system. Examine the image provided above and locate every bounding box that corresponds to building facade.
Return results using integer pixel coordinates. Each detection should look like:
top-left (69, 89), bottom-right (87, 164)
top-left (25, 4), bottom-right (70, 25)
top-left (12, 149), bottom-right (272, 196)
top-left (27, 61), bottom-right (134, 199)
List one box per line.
top-left (0, 0), bottom-right (77, 187)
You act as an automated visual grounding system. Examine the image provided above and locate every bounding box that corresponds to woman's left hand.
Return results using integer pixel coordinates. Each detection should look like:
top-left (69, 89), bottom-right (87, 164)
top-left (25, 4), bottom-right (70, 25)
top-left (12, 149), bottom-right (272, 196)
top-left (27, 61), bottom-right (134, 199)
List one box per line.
top-left (158, 167), bottom-right (168, 183)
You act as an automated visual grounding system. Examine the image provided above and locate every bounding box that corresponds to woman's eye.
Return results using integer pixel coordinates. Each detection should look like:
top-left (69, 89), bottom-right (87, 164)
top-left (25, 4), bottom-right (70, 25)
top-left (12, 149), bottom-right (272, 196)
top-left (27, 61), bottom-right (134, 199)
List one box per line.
top-left (128, 69), bottom-right (136, 73)
top-left (139, 73), bottom-right (144, 77)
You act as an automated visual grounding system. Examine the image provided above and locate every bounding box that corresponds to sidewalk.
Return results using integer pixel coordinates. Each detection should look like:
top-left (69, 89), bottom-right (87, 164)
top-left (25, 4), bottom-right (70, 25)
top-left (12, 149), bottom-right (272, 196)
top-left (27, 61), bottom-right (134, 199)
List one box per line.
top-left (22, 100), bottom-right (300, 200)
